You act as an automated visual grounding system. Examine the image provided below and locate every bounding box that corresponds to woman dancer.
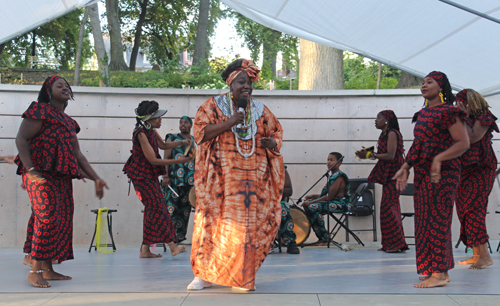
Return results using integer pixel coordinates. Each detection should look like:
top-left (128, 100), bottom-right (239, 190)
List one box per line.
top-left (455, 89), bottom-right (497, 269)
top-left (15, 75), bottom-right (108, 288)
top-left (123, 100), bottom-right (189, 258)
top-left (357, 110), bottom-right (408, 253)
top-left (393, 71), bottom-right (469, 288)
top-left (188, 59), bottom-right (284, 290)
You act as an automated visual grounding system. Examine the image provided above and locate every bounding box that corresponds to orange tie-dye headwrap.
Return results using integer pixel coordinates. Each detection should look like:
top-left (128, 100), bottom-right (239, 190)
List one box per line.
top-left (226, 59), bottom-right (261, 86)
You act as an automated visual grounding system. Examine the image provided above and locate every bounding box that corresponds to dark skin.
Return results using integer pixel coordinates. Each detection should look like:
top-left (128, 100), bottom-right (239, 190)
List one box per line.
top-left (15, 78), bottom-right (109, 288)
top-left (162, 118), bottom-right (193, 187)
top-left (135, 115), bottom-right (188, 258)
top-left (301, 154), bottom-right (346, 207)
top-left (356, 112), bottom-right (398, 161)
top-left (283, 169), bottom-right (293, 198)
top-left (200, 71), bottom-right (278, 151)
top-left (392, 77), bottom-right (469, 288)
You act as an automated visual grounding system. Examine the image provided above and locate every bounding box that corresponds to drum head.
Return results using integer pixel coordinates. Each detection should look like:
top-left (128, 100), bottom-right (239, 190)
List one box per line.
top-left (188, 187), bottom-right (196, 207)
top-left (288, 206), bottom-right (311, 245)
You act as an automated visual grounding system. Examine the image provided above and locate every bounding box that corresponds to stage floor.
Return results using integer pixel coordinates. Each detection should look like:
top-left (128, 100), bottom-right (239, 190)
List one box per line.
top-left (1, 242), bottom-right (499, 305)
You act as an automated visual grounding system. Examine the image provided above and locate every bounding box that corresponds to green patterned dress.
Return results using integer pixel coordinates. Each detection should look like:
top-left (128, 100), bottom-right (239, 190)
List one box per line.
top-left (161, 133), bottom-right (195, 242)
top-left (303, 170), bottom-right (351, 241)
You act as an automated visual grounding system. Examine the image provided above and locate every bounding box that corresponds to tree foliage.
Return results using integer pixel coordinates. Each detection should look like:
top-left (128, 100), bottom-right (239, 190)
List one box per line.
top-left (0, 9), bottom-right (92, 69)
top-left (233, 13), bottom-right (298, 80)
top-left (343, 53), bottom-right (400, 89)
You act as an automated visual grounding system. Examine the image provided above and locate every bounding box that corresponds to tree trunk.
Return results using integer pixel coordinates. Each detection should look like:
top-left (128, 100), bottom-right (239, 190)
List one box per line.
top-left (106, 0), bottom-right (128, 71)
top-left (74, 7), bottom-right (90, 86)
top-left (299, 39), bottom-right (344, 90)
top-left (0, 43), bottom-right (5, 55)
top-left (89, 3), bottom-right (110, 87)
top-left (192, 0), bottom-right (210, 67)
top-left (376, 62), bottom-right (382, 89)
top-left (130, 0), bottom-right (149, 71)
top-left (396, 71), bottom-right (423, 89)
top-left (262, 29), bottom-right (280, 79)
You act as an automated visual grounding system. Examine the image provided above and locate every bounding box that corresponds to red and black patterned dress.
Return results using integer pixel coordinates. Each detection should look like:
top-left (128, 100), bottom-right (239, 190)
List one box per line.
top-left (456, 112), bottom-right (498, 247)
top-left (406, 104), bottom-right (467, 275)
top-left (123, 126), bottom-right (176, 245)
top-left (15, 102), bottom-right (82, 262)
top-left (368, 129), bottom-right (408, 251)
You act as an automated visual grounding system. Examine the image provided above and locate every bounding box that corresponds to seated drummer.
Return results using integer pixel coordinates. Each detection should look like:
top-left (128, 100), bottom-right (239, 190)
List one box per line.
top-left (301, 152), bottom-right (351, 246)
top-left (278, 166), bottom-right (300, 254)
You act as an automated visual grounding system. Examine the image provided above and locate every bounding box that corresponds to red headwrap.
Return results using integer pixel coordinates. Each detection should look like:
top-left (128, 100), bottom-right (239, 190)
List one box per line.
top-left (425, 71), bottom-right (444, 88)
top-left (379, 110), bottom-right (395, 122)
top-left (45, 75), bottom-right (62, 95)
top-left (456, 89), bottom-right (467, 105)
top-left (226, 59), bottom-right (261, 87)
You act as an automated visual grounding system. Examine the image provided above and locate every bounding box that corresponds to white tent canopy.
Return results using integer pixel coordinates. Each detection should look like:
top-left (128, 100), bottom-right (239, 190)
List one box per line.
top-left (221, 0), bottom-right (500, 96)
top-left (0, 0), bottom-right (96, 46)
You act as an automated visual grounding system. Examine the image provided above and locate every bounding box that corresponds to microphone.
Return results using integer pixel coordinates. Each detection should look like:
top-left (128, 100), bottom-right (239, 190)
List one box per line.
top-left (236, 98), bottom-right (247, 133)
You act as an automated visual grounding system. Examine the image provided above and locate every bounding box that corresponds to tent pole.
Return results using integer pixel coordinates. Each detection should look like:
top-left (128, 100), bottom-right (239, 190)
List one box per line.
top-left (439, 0), bottom-right (500, 25)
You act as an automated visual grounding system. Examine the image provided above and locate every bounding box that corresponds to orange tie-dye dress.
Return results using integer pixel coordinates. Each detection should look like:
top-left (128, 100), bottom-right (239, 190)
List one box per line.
top-left (191, 94), bottom-right (284, 289)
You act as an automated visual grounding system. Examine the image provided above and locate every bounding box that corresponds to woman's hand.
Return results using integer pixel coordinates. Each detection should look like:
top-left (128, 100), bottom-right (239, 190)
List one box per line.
top-left (430, 159), bottom-right (442, 183)
top-left (228, 112), bottom-right (245, 127)
top-left (355, 148), bottom-right (368, 159)
top-left (162, 176), bottom-right (170, 187)
top-left (95, 178), bottom-right (109, 199)
top-left (392, 168), bottom-right (409, 192)
top-left (305, 195), bottom-right (315, 200)
top-left (178, 156), bottom-right (193, 164)
top-left (27, 170), bottom-right (46, 184)
top-left (260, 137), bottom-right (277, 149)
top-left (301, 200), bottom-right (312, 207)
top-left (2, 155), bottom-right (15, 163)
top-left (456, 101), bottom-right (470, 116)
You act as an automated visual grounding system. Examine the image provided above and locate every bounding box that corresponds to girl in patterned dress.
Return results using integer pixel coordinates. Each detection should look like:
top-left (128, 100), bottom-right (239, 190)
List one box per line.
top-left (123, 100), bottom-right (190, 258)
top-left (393, 71), bottom-right (469, 288)
top-left (15, 76), bottom-right (109, 288)
top-left (358, 110), bottom-right (408, 253)
top-left (455, 89), bottom-right (497, 269)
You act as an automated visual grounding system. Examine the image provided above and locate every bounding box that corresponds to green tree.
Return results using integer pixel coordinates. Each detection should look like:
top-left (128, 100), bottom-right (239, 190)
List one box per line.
top-left (233, 12), bottom-right (298, 80)
top-left (0, 9), bottom-right (92, 70)
top-left (343, 53), bottom-right (400, 89)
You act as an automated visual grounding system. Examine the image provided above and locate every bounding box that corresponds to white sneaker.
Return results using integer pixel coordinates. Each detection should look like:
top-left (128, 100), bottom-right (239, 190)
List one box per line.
top-left (187, 277), bottom-right (212, 290)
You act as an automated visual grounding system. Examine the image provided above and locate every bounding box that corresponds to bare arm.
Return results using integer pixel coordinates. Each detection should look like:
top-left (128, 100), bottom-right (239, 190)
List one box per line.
top-left (375, 131), bottom-right (398, 161)
top-left (72, 137), bottom-right (109, 199)
top-left (15, 118), bottom-right (45, 182)
top-left (138, 132), bottom-right (191, 166)
top-left (430, 117), bottom-right (470, 183)
top-left (467, 120), bottom-right (489, 144)
top-left (156, 130), bottom-right (184, 150)
top-left (303, 178), bottom-right (345, 206)
top-left (283, 169), bottom-right (293, 198)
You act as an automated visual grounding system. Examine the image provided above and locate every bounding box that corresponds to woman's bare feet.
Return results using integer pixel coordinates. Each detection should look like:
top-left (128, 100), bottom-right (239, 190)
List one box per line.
top-left (168, 242), bottom-right (186, 256)
top-left (28, 270), bottom-right (51, 288)
top-left (43, 269), bottom-right (72, 280)
top-left (469, 243), bottom-right (494, 269)
top-left (414, 273), bottom-right (448, 288)
top-left (419, 271), bottom-right (450, 282)
top-left (23, 254), bottom-right (32, 267)
top-left (139, 244), bottom-right (163, 258)
top-left (459, 255), bottom-right (479, 265)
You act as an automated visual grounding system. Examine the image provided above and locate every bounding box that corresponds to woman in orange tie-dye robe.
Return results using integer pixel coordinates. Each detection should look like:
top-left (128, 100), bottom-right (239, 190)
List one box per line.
top-left (188, 59), bottom-right (284, 291)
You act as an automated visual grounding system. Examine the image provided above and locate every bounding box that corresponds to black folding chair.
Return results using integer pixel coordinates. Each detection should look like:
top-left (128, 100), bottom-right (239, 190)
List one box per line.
top-left (328, 183), bottom-right (367, 247)
top-left (400, 183), bottom-right (415, 245)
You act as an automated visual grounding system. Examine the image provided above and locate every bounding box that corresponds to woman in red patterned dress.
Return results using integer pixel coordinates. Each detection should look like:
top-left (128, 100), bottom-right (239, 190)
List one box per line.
top-left (123, 100), bottom-right (189, 258)
top-left (455, 89), bottom-right (497, 269)
top-left (15, 76), bottom-right (109, 288)
top-left (393, 71), bottom-right (469, 288)
top-left (358, 110), bottom-right (408, 253)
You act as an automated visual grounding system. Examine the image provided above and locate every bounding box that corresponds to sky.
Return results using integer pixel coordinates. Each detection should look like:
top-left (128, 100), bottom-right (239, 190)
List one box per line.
top-left (211, 16), bottom-right (252, 61)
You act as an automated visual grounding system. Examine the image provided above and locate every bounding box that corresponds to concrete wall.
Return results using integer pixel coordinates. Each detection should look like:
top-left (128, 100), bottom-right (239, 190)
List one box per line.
top-left (1, 85), bottom-right (500, 248)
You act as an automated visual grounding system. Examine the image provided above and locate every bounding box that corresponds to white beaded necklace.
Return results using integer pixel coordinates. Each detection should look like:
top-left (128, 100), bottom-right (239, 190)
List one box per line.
top-left (228, 95), bottom-right (255, 158)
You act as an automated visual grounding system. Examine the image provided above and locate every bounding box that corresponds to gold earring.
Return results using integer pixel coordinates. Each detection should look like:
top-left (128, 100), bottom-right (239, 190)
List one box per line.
top-left (439, 92), bottom-right (445, 103)
top-left (425, 99), bottom-right (428, 107)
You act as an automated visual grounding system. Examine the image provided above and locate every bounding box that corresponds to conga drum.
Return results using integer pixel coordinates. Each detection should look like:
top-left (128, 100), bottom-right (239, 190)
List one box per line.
top-left (287, 206), bottom-right (311, 245)
top-left (188, 187), bottom-right (196, 208)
